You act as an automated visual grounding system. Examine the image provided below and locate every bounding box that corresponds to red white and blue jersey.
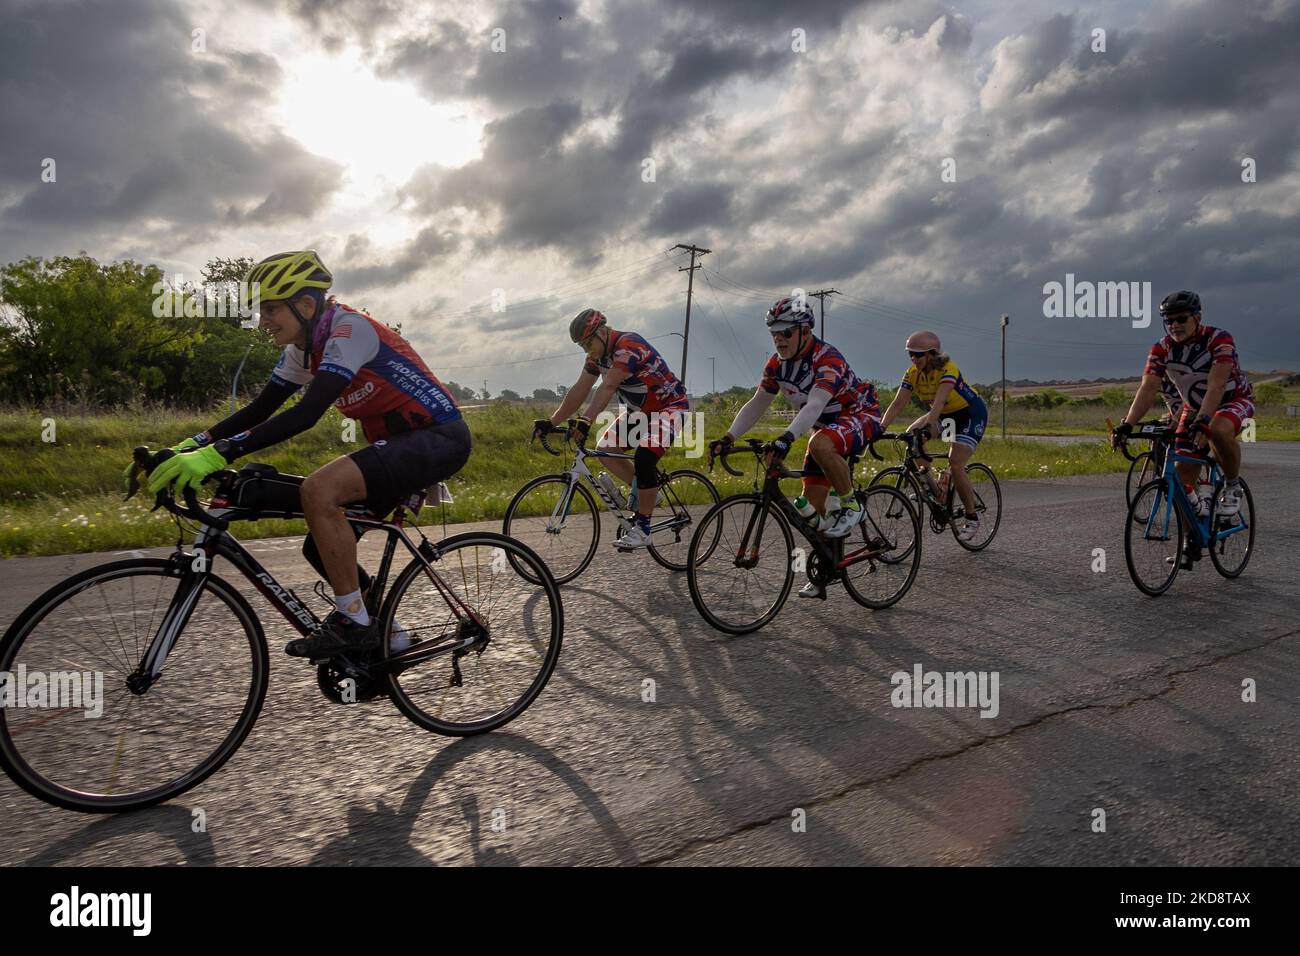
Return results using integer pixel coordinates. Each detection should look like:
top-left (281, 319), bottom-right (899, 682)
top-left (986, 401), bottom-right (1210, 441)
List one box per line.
top-left (1143, 325), bottom-right (1252, 412)
top-left (759, 338), bottom-right (880, 423)
top-left (584, 331), bottom-right (689, 413)
top-left (270, 303), bottom-right (460, 442)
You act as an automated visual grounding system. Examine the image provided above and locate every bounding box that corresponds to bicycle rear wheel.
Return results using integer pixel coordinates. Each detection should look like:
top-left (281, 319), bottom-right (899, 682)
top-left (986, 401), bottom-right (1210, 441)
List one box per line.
top-left (646, 469), bottom-right (721, 571)
top-left (380, 533), bottom-right (562, 736)
top-left (1124, 480), bottom-right (1184, 596)
top-left (1208, 477), bottom-right (1255, 579)
top-left (686, 495), bottom-right (794, 635)
top-left (949, 463), bottom-right (1002, 551)
top-left (502, 474), bottom-right (599, 585)
top-left (842, 486), bottom-right (922, 609)
top-left (0, 559), bottom-right (268, 813)
top-left (1126, 451), bottom-right (1153, 514)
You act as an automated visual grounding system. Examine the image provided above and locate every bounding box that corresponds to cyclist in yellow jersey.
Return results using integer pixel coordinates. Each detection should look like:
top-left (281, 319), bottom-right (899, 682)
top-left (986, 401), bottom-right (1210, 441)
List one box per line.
top-left (879, 331), bottom-right (989, 542)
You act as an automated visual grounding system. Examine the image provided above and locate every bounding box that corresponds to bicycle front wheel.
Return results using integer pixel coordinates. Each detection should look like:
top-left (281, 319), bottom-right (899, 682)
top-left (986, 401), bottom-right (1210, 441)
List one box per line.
top-left (842, 486), bottom-right (922, 609)
top-left (1124, 479), bottom-right (1184, 596)
top-left (949, 463), bottom-right (1002, 551)
top-left (646, 469), bottom-right (721, 571)
top-left (0, 559), bottom-right (268, 813)
top-left (502, 474), bottom-right (599, 585)
top-left (381, 533), bottom-right (563, 736)
top-left (686, 495), bottom-right (795, 635)
top-left (1208, 477), bottom-right (1255, 579)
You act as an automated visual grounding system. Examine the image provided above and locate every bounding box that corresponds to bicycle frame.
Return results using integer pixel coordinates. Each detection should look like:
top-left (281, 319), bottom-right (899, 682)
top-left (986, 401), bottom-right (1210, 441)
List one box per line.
top-left (132, 501), bottom-right (484, 691)
top-left (1142, 448), bottom-right (1249, 551)
top-left (723, 447), bottom-right (889, 576)
top-left (542, 439), bottom-right (691, 538)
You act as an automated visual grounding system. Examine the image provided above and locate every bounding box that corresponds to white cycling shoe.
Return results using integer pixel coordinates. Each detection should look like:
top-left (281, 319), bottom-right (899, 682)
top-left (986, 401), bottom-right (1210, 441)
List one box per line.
top-left (957, 519), bottom-right (981, 542)
top-left (1216, 483), bottom-right (1243, 517)
top-left (821, 505), bottom-right (864, 539)
top-left (614, 522), bottom-right (653, 549)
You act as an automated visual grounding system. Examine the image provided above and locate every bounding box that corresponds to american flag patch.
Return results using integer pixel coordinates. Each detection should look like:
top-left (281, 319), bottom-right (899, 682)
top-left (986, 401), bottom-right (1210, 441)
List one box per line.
top-left (333, 324), bottom-right (352, 339)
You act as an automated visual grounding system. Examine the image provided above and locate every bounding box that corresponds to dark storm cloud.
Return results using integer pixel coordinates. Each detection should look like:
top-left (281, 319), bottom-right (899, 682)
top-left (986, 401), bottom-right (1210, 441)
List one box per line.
top-left (645, 181), bottom-right (735, 236)
top-left (0, 0), bottom-right (343, 261)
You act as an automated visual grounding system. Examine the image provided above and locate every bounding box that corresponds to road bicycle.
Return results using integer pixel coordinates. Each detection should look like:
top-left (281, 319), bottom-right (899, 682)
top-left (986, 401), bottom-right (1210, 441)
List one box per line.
top-left (866, 431), bottom-right (1002, 552)
top-left (686, 439), bottom-right (922, 635)
top-left (502, 420), bottom-right (720, 584)
top-left (1112, 425), bottom-right (1255, 596)
top-left (0, 447), bottom-right (563, 813)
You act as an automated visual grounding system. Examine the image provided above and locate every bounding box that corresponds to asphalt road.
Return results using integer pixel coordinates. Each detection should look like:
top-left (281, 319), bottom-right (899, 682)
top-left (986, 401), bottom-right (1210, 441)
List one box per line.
top-left (1, 442), bottom-right (1296, 866)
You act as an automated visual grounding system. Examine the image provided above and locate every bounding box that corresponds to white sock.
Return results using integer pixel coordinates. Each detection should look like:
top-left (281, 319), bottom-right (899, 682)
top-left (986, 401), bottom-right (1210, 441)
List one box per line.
top-left (335, 589), bottom-right (370, 626)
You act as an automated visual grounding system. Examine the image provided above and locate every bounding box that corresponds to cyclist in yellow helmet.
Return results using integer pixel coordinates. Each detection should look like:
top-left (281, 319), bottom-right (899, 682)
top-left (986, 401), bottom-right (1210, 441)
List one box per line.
top-left (146, 251), bottom-right (470, 659)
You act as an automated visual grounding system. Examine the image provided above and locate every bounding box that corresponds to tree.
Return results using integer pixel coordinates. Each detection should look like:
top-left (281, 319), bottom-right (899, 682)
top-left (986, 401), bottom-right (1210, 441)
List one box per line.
top-left (0, 255), bottom-right (202, 405)
top-left (532, 387), bottom-right (559, 404)
top-left (498, 389), bottom-right (523, 402)
top-left (443, 380), bottom-right (479, 403)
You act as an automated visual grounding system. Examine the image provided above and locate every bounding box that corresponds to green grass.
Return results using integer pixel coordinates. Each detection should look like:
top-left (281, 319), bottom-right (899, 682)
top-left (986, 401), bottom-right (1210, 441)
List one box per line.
top-left (0, 399), bottom-right (1248, 557)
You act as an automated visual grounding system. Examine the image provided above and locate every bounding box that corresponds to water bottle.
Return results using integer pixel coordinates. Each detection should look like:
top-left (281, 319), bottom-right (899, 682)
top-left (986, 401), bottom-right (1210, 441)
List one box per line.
top-left (793, 495), bottom-right (817, 521)
top-left (597, 472), bottom-right (619, 505)
top-left (1196, 480), bottom-right (1214, 519)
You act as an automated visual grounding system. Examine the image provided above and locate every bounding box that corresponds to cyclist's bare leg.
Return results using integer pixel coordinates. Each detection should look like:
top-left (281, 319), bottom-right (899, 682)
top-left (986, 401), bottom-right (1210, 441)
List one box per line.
top-left (301, 455), bottom-right (368, 595)
top-left (808, 431), bottom-right (852, 499)
top-left (949, 443), bottom-right (977, 515)
top-left (600, 447), bottom-right (635, 486)
top-left (1207, 416), bottom-right (1241, 480)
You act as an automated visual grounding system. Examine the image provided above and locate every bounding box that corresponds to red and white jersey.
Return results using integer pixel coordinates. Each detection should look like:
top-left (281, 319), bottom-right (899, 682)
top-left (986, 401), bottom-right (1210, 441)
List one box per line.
top-left (584, 331), bottom-right (689, 413)
top-left (271, 303), bottom-right (460, 442)
top-left (759, 337), bottom-right (880, 423)
top-left (1144, 325), bottom-right (1252, 412)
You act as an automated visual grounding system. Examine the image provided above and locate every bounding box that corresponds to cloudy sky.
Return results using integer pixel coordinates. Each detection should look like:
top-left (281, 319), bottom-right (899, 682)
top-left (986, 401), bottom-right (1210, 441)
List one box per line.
top-left (2, 0), bottom-right (1297, 394)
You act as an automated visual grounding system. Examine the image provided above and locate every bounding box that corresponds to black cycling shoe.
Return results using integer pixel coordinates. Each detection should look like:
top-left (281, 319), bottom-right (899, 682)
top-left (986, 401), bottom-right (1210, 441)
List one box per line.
top-left (1164, 543), bottom-right (1202, 571)
top-left (286, 612), bottom-right (380, 659)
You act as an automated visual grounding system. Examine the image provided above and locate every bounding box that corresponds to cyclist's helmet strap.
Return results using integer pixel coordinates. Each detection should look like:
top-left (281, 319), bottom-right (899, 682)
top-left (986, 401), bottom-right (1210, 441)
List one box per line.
top-left (1159, 290), bottom-right (1201, 316)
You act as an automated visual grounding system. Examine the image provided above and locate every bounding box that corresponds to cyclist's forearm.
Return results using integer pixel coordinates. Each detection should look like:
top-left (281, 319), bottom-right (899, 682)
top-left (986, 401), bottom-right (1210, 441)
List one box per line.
top-left (217, 371), bottom-right (349, 460)
top-left (207, 379), bottom-right (299, 443)
top-left (726, 389), bottom-right (775, 438)
top-left (583, 381), bottom-right (618, 422)
top-left (1196, 367), bottom-right (1230, 418)
top-left (786, 388), bottom-right (831, 438)
top-left (879, 391), bottom-right (909, 428)
top-left (553, 374), bottom-right (595, 423)
top-left (1123, 379), bottom-right (1160, 424)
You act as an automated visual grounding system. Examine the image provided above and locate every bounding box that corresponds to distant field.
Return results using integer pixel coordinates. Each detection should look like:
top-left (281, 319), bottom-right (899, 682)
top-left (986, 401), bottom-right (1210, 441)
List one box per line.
top-left (0, 401), bottom-right (1149, 557)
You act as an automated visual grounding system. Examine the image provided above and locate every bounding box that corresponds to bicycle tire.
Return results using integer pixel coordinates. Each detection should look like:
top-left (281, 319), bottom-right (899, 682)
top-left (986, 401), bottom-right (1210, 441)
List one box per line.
top-left (949, 463), bottom-right (1002, 551)
top-left (0, 559), bottom-right (268, 813)
top-left (1208, 477), bottom-right (1255, 579)
top-left (502, 474), bottom-right (600, 585)
top-left (646, 469), bottom-right (721, 571)
top-left (686, 495), bottom-right (795, 635)
top-left (1124, 479), bottom-right (1184, 596)
top-left (380, 532), bottom-right (563, 736)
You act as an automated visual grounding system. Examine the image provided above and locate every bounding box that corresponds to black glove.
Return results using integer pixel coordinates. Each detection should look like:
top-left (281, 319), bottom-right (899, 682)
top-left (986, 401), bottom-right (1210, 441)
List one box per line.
top-left (707, 435), bottom-right (734, 468)
top-left (532, 419), bottom-right (555, 440)
top-left (765, 431), bottom-right (795, 462)
top-left (572, 417), bottom-right (592, 444)
top-left (1111, 421), bottom-right (1133, 448)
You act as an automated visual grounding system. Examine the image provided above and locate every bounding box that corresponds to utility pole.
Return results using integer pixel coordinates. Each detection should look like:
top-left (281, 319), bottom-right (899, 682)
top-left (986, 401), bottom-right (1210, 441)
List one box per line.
top-left (708, 356), bottom-right (716, 396)
top-left (1000, 314), bottom-right (1010, 439)
top-left (673, 243), bottom-right (711, 390)
top-left (809, 289), bottom-right (840, 338)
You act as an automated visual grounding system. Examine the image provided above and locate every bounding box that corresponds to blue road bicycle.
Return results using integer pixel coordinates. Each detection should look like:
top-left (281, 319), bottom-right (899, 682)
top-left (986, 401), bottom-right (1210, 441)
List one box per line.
top-left (1115, 424), bottom-right (1255, 596)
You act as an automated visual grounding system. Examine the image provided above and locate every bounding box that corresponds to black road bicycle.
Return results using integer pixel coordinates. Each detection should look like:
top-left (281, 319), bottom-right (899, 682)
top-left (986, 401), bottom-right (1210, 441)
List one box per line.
top-left (866, 431), bottom-right (1002, 552)
top-left (686, 439), bottom-right (922, 635)
top-left (0, 447), bottom-right (563, 813)
top-left (502, 420), bottom-right (720, 583)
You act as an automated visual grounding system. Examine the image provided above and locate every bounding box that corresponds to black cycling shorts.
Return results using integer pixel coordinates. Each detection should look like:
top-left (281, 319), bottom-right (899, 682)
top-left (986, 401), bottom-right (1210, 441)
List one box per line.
top-left (349, 418), bottom-right (471, 517)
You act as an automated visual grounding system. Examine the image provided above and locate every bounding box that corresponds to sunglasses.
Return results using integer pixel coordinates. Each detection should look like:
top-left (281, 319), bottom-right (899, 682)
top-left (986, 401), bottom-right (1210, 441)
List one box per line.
top-left (770, 327), bottom-right (798, 340)
top-left (1162, 313), bottom-right (1196, 325)
top-left (907, 349), bottom-right (936, 358)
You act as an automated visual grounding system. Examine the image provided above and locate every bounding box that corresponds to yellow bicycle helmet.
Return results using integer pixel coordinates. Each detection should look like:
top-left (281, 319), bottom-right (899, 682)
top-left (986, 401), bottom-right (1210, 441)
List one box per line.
top-left (241, 250), bottom-right (332, 311)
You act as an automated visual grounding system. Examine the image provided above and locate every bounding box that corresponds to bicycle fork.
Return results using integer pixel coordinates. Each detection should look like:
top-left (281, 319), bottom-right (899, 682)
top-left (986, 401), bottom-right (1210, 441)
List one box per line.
top-left (127, 549), bottom-right (213, 694)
